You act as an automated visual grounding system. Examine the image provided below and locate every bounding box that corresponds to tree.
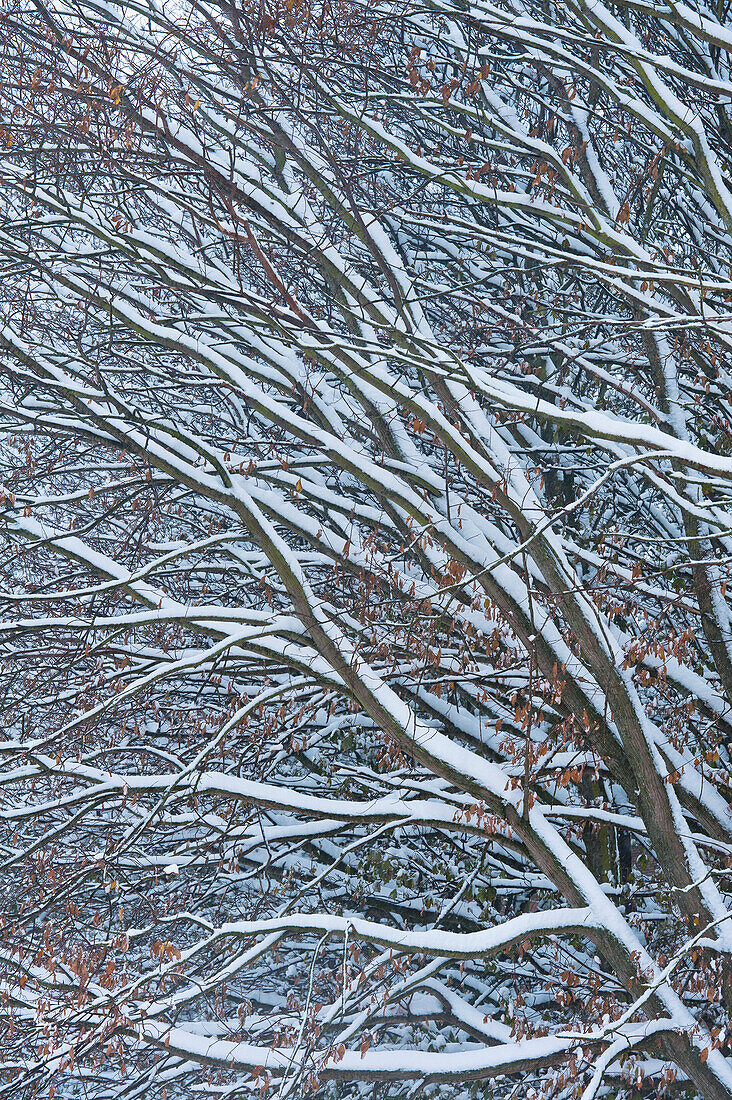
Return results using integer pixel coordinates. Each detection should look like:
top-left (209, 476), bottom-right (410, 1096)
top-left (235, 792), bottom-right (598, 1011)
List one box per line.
top-left (2, 0), bottom-right (732, 1095)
